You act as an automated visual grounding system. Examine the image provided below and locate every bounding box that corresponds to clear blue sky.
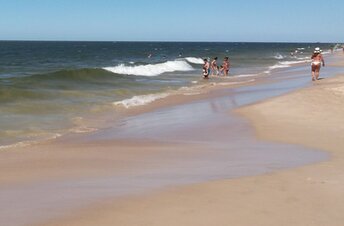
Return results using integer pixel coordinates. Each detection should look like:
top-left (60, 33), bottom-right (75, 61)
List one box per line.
top-left (0, 0), bottom-right (343, 42)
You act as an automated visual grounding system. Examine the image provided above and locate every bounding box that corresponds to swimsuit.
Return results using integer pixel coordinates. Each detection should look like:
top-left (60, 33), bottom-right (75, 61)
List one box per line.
top-left (311, 61), bottom-right (321, 66)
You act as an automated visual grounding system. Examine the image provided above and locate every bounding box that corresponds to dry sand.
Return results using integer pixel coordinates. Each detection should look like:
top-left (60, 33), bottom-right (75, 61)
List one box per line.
top-left (38, 73), bottom-right (344, 226)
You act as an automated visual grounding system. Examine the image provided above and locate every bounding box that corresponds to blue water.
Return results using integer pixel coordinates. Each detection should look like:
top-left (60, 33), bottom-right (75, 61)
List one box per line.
top-left (0, 41), bottom-right (334, 147)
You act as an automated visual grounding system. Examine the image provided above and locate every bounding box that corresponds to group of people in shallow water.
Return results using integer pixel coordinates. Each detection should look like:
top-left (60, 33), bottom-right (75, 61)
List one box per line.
top-left (202, 57), bottom-right (230, 79)
top-left (200, 46), bottom-right (344, 81)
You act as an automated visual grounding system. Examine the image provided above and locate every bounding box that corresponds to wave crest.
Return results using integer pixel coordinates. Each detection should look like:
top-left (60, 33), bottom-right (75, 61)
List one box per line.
top-left (114, 93), bottom-right (170, 108)
top-left (184, 57), bottom-right (204, 64)
top-left (274, 53), bottom-right (284, 60)
top-left (103, 60), bottom-right (194, 76)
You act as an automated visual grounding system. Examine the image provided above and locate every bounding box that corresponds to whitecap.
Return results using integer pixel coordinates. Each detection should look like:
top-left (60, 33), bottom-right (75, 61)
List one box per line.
top-left (104, 60), bottom-right (194, 76)
top-left (184, 57), bottom-right (204, 64)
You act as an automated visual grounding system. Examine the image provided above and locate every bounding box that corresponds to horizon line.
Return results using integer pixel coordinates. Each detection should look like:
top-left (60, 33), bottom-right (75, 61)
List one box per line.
top-left (0, 39), bottom-right (342, 44)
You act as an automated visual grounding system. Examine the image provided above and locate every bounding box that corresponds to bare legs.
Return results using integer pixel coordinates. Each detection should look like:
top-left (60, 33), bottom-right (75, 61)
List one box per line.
top-left (311, 65), bottom-right (320, 81)
top-left (315, 70), bottom-right (320, 80)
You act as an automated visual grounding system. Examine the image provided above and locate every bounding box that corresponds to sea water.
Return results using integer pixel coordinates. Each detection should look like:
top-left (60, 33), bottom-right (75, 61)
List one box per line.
top-left (0, 41), bottom-right (334, 148)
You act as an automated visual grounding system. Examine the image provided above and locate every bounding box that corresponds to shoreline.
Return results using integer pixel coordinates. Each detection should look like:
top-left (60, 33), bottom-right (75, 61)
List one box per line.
top-left (1, 52), bottom-right (344, 226)
top-left (37, 57), bottom-right (344, 226)
top-left (0, 48), bottom-right (328, 150)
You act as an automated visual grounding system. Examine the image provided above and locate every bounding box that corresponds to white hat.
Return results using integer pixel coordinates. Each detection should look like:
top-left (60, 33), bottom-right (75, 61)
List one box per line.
top-left (314, 47), bottom-right (321, 53)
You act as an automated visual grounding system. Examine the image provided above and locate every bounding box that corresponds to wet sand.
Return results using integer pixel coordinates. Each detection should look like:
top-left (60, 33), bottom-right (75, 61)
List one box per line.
top-left (1, 53), bottom-right (344, 226)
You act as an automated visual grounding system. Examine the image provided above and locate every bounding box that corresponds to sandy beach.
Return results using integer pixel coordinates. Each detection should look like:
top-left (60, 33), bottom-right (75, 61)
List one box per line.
top-left (42, 60), bottom-right (344, 226)
top-left (1, 53), bottom-right (344, 226)
top-left (2, 1), bottom-right (343, 225)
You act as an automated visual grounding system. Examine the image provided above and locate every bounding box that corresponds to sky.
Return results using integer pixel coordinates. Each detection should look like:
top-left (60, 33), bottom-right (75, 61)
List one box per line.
top-left (0, 0), bottom-right (343, 42)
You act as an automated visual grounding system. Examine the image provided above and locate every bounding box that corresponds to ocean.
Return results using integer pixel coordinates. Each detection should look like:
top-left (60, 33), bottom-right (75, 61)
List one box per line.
top-left (0, 41), bottom-right (333, 148)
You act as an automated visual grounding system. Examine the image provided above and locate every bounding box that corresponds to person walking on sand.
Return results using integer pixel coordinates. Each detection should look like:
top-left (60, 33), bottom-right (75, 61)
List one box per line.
top-left (311, 47), bottom-right (325, 81)
top-left (202, 59), bottom-right (210, 79)
top-left (222, 57), bottom-right (230, 76)
top-left (210, 57), bottom-right (218, 76)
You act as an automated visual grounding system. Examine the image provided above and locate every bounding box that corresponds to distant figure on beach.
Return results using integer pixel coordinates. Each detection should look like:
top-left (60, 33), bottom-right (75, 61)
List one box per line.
top-left (203, 59), bottom-right (210, 79)
top-left (221, 57), bottom-right (230, 76)
top-left (311, 47), bottom-right (325, 81)
top-left (211, 57), bottom-right (218, 76)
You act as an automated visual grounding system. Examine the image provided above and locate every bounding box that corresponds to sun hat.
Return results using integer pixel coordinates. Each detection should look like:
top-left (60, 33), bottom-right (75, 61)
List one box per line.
top-left (314, 47), bottom-right (321, 53)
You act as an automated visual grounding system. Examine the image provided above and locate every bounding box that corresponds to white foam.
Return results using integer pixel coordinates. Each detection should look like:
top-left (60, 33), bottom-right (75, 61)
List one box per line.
top-left (184, 57), bottom-right (204, 64)
top-left (114, 84), bottom-right (208, 109)
top-left (234, 73), bottom-right (259, 78)
top-left (113, 75), bottom-right (260, 109)
top-left (296, 56), bottom-right (311, 60)
top-left (69, 127), bottom-right (98, 133)
top-left (114, 93), bottom-right (170, 108)
top-left (268, 59), bottom-right (311, 72)
top-left (279, 60), bottom-right (309, 65)
top-left (103, 60), bottom-right (194, 76)
top-left (178, 86), bottom-right (206, 96)
top-left (274, 53), bottom-right (284, 60)
top-left (268, 63), bottom-right (290, 70)
top-left (0, 133), bottom-right (62, 150)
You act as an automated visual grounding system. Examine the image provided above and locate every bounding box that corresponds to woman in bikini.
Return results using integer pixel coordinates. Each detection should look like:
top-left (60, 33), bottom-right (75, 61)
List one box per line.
top-left (311, 47), bottom-right (325, 81)
top-left (210, 57), bottom-right (218, 76)
top-left (222, 57), bottom-right (230, 76)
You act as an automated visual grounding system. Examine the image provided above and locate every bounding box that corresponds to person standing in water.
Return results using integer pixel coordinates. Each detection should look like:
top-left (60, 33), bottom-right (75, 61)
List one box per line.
top-left (311, 47), bottom-right (325, 81)
top-left (202, 59), bottom-right (210, 79)
top-left (210, 57), bottom-right (218, 76)
top-left (222, 57), bottom-right (230, 76)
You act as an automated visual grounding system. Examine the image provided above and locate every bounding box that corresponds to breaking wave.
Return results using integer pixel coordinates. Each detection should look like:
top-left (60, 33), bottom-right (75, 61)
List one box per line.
top-left (184, 57), bottom-right (204, 64)
top-left (103, 60), bottom-right (194, 76)
top-left (114, 93), bottom-right (170, 108)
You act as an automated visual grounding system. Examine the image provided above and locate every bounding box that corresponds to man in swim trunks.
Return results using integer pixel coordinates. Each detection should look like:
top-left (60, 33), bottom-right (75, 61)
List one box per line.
top-left (311, 47), bottom-right (325, 81)
top-left (210, 57), bottom-right (218, 76)
top-left (203, 59), bottom-right (210, 79)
